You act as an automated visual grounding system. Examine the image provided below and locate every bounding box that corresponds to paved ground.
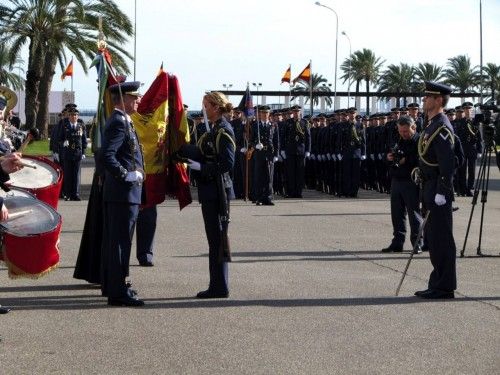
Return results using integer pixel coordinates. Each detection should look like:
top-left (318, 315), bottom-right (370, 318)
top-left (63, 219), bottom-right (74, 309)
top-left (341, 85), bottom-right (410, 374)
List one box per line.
top-left (1, 157), bottom-right (499, 374)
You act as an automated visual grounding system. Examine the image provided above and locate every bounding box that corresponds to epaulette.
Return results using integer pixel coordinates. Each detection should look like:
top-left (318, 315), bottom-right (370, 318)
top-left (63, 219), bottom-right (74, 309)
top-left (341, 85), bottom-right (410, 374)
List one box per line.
top-left (216, 127), bottom-right (236, 154)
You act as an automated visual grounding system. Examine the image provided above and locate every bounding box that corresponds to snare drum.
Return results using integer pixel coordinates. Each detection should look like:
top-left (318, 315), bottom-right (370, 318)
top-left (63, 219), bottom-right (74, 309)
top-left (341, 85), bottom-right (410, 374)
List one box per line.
top-left (6, 155), bottom-right (63, 209)
top-left (0, 186), bottom-right (36, 199)
top-left (0, 196), bottom-right (62, 279)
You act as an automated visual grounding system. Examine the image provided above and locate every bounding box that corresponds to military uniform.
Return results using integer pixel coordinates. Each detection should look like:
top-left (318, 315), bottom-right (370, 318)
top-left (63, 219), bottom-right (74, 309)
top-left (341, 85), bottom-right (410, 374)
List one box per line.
top-left (282, 106), bottom-right (311, 198)
top-left (230, 112), bottom-right (246, 199)
top-left (59, 108), bottom-right (87, 200)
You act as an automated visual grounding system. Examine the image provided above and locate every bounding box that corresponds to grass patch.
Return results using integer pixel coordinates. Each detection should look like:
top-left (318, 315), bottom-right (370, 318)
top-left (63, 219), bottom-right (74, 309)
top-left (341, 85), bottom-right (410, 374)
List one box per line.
top-left (22, 139), bottom-right (93, 156)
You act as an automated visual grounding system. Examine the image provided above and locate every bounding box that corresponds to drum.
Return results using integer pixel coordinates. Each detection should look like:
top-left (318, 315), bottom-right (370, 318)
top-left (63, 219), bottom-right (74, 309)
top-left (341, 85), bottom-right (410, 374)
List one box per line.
top-left (0, 186), bottom-right (36, 199)
top-left (6, 155), bottom-right (63, 209)
top-left (0, 196), bottom-right (62, 279)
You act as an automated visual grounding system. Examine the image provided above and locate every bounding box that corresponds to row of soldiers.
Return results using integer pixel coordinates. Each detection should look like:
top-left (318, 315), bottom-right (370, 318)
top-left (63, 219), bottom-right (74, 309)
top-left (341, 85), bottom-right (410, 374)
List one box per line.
top-left (187, 101), bottom-right (482, 202)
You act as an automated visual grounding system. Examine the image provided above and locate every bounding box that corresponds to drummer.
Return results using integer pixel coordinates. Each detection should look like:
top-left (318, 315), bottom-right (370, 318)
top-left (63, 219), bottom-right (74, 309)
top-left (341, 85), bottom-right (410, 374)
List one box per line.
top-left (0, 152), bottom-right (25, 314)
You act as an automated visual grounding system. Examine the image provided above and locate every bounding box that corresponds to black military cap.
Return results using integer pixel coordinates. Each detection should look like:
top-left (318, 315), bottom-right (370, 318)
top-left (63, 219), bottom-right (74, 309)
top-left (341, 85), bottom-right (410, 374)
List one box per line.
top-left (424, 81), bottom-right (452, 95)
top-left (68, 107), bottom-right (79, 114)
top-left (455, 106), bottom-right (464, 112)
top-left (233, 107), bottom-right (242, 113)
top-left (446, 109), bottom-right (456, 115)
top-left (109, 81), bottom-right (141, 96)
top-left (303, 114), bottom-right (311, 119)
top-left (391, 107), bottom-right (400, 112)
top-left (407, 103), bottom-right (420, 109)
top-left (290, 105), bottom-right (301, 111)
top-left (400, 107), bottom-right (408, 112)
top-left (65, 103), bottom-right (77, 109)
top-left (317, 113), bottom-right (326, 118)
top-left (347, 107), bottom-right (357, 113)
top-left (257, 105), bottom-right (271, 112)
top-left (362, 116), bottom-right (369, 121)
top-left (462, 101), bottom-right (473, 108)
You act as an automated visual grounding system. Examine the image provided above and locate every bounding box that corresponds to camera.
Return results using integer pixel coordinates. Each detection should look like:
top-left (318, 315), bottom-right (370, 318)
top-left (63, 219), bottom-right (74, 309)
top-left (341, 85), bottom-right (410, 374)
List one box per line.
top-left (391, 144), bottom-right (405, 168)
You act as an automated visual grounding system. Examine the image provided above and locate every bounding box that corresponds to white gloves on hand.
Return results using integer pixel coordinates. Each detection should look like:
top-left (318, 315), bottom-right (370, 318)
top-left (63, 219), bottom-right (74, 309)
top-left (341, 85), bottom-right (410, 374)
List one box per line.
top-left (434, 194), bottom-right (446, 206)
top-left (256, 143), bottom-right (264, 150)
top-left (361, 155), bottom-right (366, 161)
top-left (125, 170), bottom-right (144, 183)
top-left (478, 153), bottom-right (482, 158)
top-left (63, 140), bottom-right (69, 147)
top-left (187, 159), bottom-right (201, 171)
top-left (280, 151), bottom-right (287, 159)
top-left (240, 147), bottom-right (247, 153)
top-left (338, 154), bottom-right (343, 161)
top-left (310, 154), bottom-right (316, 160)
top-left (332, 154), bottom-right (337, 161)
top-left (327, 153), bottom-right (331, 160)
top-left (81, 154), bottom-right (86, 160)
top-left (278, 155), bottom-right (283, 162)
top-left (370, 154), bottom-right (375, 161)
top-left (53, 153), bottom-right (59, 162)
top-left (305, 152), bottom-right (310, 158)
top-left (378, 154), bottom-right (383, 160)
top-left (273, 156), bottom-right (278, 162)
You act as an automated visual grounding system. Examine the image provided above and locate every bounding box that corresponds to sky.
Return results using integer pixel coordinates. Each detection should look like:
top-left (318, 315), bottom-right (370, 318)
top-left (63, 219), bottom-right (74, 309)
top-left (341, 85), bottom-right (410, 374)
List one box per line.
top-left (47, 0), bottom-right (500, 111)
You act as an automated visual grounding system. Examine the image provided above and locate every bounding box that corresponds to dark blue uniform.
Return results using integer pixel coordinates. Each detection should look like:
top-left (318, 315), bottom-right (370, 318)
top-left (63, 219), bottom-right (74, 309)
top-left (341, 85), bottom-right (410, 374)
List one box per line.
top-left (251, 119), bottom-right (279, 204)
top-left (59, 118), bottom-right (87, 200)
top-left (101, 109), bottom-right (144, 300)
top-left (231, 117), bottom-right (246, 199)
top-left (455, 118), bottom-right (481, 196)
top-left (196, 117), bottom-right (235, 295)
top-left (282, 118), bottom-right (311, 198)
top-left (419, 112), bottom-right (457, 293)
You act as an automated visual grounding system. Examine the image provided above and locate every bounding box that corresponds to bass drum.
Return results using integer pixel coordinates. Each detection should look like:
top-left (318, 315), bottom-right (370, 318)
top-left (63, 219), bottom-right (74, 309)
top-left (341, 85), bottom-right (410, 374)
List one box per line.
top-left (0, 196), bottom-right (62, 279)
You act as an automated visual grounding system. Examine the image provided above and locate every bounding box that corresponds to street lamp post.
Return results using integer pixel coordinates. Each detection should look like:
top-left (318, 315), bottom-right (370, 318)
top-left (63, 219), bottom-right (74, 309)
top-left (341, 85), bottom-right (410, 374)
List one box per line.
top-left (341, 31), bottom-right (352, 108)
top-left (315, 1), bottom-right (338, 111)
top-left (222, 83), bottom-right (233, 92)
top-left (252, 82), bottom-right (262, 109)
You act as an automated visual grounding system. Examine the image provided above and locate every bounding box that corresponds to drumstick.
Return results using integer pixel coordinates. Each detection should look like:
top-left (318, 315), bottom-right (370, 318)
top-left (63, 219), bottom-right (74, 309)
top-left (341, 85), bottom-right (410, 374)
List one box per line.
top-left (18, 160), bottom-right (37, 169)
top-left (7, 209), bottom-right (33, 220)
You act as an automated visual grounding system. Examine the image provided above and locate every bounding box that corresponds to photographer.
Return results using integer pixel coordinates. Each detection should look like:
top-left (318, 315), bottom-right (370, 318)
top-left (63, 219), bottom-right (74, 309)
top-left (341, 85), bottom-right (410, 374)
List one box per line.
top-left (381, 116), bottom-right (421, 253)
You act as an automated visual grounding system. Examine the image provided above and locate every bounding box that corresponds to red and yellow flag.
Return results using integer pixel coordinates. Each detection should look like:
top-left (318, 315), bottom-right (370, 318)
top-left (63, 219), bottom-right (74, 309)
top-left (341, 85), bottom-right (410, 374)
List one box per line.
top-left (61, 58), bottom-right (74, 80)
top-left (293, 63), bottom-right (311, 84)
top-left (281, 65), bottom-right (291, 84)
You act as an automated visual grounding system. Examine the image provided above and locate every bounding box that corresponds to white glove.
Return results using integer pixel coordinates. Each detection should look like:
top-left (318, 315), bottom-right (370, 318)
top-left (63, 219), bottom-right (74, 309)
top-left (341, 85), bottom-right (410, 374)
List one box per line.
top-left (273, 156), bottom-right (278, 162)
top-left (187, 158), bottom-right (201, 171)
top-left (240, 147), bottom-right (247, 153)
top-left (370, 154), bottom-right (375, 161)
top-left (278, 155), bottom-right (283, 162)
top-left (478, 153), bottom-right (482, 158)
top-left (81, 154), bottom-right (86, 160)
top-left (310, 154), bottom-right (316, 160)
top-left (255, 143), bottom-right (264, 150)
top-left (305, 152), bottom-right (310, 158)
top-left (327, 153), bottom-right (331, 160)
top-left (434, 194), bottom-right (446, 206)
top-left (378, 154), bottom-right (383, 160)
top-left (338, 154), bottom-right (343, 161)
top-left (63, 140), bottom-right (69, 147)
top-left (280, 151), bottom-right (287, 159)
top-left (125, 170), bottom-right (144, 183)
top-left (318, 155), bottom-right (323, 161)
top-left (361, 155), bottom-right (366, 161)
top-left (53, 152), bottom-right (59, 162)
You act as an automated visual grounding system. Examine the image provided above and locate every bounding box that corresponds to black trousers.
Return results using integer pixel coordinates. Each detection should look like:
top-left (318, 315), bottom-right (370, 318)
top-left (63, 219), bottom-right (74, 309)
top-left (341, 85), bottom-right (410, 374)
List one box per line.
top-left (252, 151), bottom-right (274, 202)
top-left (390, 178), bottom-right (420, 247)
top-left (101, 202), bottom-right (139, 298)
top-left (201, 200), bottom-right (229, 293)
top-left (457, 155), bottom-right (477, 194)
top-left (285, 154), bottom-right (305, 197)
top-left (341, 158), bottom-right (361, 197)
top-left (63, 157), bottom-right (81, 198)
top-left (424, 187), bottom-right (457, 292)
top-left (136, 205), bottom-right (157, 262)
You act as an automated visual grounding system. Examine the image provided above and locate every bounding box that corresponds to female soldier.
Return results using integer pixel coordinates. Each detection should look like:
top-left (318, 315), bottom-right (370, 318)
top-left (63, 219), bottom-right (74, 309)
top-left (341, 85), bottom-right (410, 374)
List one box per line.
top-left (186, 92), bottom-right (235, 298)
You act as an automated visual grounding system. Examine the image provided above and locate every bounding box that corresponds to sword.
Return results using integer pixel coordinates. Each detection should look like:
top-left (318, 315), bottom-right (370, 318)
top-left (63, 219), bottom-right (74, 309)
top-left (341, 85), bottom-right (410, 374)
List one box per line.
top-left (395, 210), bottom-right (430, 296)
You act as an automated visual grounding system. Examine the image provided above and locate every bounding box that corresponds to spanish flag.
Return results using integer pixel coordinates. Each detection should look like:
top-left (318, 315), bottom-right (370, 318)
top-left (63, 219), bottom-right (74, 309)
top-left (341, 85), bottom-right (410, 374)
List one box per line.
top-left (293, 62), bottom-right (311, 84)
top-left (61, 58), bottom-right (74, 80)
top-left (281, 65), bottom-right (291, 84)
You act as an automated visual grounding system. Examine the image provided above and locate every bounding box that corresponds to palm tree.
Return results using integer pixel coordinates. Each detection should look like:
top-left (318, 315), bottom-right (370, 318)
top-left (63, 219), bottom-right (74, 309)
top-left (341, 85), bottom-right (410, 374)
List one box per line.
top-left (0, 0), bottom-right (133, 137)
top-left (377, 63), bottom-right (414, 107)
top-left (481, 63), bottom-right (500, 102)
top-left (340, 55), bottom-right (363, 105)
top-left (413, 62), bottom-right (445, 92)
top-left (444, 55), bottom-right (480, 94)
top-left (291, 73), bottom-right (332, 109)
top-left (0, 44), bottom-right (24, 90)
top-left (343, 49), bottom-right (384, 114)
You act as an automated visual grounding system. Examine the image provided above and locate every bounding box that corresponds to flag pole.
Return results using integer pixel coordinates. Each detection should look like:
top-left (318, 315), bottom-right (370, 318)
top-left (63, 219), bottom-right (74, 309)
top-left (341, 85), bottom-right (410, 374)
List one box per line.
top-left (309, 60), bottom-right (313, 117)
top-left (71, 56), bottom-right (74, 97)
top-left (244, 82), bottom-right (250, 202)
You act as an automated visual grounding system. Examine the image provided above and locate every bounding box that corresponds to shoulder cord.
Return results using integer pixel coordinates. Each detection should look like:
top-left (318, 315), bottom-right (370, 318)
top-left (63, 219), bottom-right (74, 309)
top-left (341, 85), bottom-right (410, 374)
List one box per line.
top-left (418, 125), bottom-right (454, 167)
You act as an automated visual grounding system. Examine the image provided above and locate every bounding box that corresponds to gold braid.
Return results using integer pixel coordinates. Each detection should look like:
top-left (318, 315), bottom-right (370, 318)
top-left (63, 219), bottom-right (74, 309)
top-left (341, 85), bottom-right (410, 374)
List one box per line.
top-left (418, 125), bottom-right (454, 167)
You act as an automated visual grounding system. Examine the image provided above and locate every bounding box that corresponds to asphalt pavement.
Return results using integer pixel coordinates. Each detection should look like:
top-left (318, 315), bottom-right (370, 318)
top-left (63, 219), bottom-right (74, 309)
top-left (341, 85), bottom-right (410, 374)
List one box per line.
top-left (1, 157), bottom-right (499, 374)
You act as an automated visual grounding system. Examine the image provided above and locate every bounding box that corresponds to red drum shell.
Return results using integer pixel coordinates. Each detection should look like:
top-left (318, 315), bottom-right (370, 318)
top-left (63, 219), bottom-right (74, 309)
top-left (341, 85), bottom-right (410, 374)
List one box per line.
top-left (6, 155), bottom-right (63, 210)
top-left (0, 196), bottom-right (62, 279)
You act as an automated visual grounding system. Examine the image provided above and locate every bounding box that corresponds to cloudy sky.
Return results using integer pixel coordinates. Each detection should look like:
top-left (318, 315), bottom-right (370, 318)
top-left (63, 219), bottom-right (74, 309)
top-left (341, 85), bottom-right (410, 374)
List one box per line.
top-left (49, 0), bottom-right (500, 111)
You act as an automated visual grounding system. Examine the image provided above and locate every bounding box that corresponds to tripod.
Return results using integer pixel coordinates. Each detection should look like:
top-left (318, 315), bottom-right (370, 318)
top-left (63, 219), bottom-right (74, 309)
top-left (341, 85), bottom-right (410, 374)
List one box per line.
top-left (461, 141), bottom-right (496, 257)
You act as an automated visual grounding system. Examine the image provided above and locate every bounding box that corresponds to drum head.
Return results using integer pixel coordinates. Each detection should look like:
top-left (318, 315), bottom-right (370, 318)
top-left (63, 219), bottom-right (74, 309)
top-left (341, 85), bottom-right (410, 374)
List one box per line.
top-left (0, 196), bottom-right (61, 236)
top-left (0, 187), bottom-right (36, 199)
top-left (7, 158), bottom-right (59, 188)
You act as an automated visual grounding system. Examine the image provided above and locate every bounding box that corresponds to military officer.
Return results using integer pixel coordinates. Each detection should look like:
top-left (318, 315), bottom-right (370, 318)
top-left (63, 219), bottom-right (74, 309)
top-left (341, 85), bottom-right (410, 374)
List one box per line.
top-left (100, 81), bottom-right (145, 307)
top-left (415, 81), bottom-right (457, 299)
top-left (250, 105), bottom-right (279, 205)
top-left (281, 105), bottom-right (311, 198)
top-left (230, 108), bottom-right (246, 199)
top-left (408, 103), bottom-right (423, 132)
top-left (455, 102), bottom-right (481, 196)
top-left (59, 106), bottom-right (87, 200)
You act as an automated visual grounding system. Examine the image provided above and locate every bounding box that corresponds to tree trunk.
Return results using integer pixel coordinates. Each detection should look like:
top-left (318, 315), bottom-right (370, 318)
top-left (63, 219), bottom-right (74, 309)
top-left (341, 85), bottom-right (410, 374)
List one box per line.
top-left (24, 40), bottom-right (44, 129)
top-left (366, 79), bottom-right (370, 115)
top-left (37, 52), bottom-right (58, 139)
